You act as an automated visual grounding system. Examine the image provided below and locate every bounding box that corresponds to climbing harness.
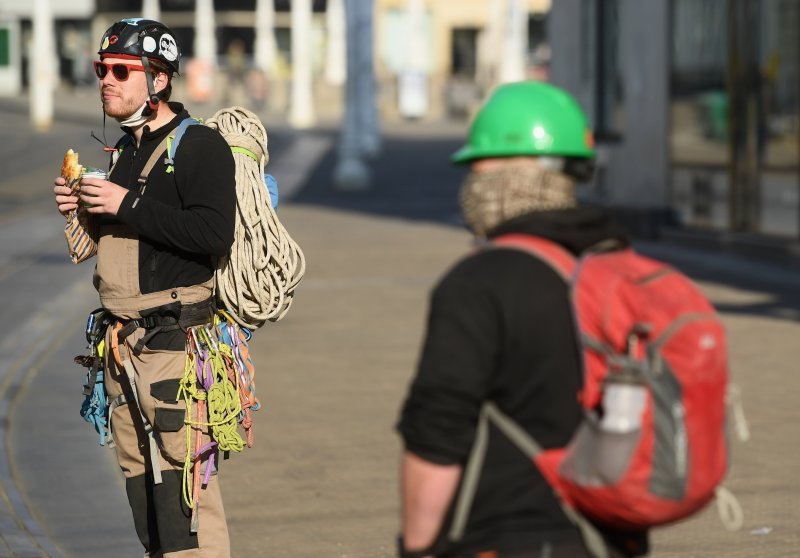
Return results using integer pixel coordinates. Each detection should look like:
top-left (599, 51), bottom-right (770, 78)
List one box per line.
top-left (74, 303), bottom-right (260, 496)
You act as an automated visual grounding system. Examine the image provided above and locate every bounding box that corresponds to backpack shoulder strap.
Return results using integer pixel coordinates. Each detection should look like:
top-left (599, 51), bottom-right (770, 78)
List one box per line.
top-left (136, 118), bottom-right (203, 191)
top-left (450, 402), bottom-right (610, 558)
top-left (165, 118), bottom-right (204, 173)
top-left (136, 135), bottom-right (172, 194)
top-left (492, 233), bottom-right (577, 282)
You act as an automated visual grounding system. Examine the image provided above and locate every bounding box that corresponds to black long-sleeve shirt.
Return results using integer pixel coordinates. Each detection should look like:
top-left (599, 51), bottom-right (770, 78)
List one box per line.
top-left (107, 103), bottom-right (236, 294)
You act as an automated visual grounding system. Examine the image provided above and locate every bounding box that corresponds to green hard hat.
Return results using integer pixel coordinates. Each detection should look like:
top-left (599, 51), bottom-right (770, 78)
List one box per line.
top-left (452, 81), bottom-right (595, 164)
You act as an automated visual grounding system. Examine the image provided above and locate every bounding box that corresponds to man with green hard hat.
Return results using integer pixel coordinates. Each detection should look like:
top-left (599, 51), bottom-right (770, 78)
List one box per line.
top-left (396, 81), bottom-right (648, 557)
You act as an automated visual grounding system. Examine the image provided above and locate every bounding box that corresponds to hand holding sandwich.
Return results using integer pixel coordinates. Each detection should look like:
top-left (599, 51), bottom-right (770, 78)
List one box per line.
top-left (53, 149), bottom-right (127, 217)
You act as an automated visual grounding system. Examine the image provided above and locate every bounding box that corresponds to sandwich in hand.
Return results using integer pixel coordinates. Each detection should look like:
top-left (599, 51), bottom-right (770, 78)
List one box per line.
top-left (61, 149), bottom-right (84, 196)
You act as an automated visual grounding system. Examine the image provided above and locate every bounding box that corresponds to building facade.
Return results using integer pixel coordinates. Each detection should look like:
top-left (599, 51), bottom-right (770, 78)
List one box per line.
top-left (550, 0), bottom-right (800, 247)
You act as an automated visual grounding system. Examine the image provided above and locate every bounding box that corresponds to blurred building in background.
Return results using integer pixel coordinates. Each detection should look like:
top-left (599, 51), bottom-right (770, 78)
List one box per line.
top-left (0, 0), bottom-right (551, 117)
top-left (1, 0), bottom-right (796, 247)
top-left (375, 0), bottom-right (550, 119)
top-left (550, 0), bottom-right (799, 246)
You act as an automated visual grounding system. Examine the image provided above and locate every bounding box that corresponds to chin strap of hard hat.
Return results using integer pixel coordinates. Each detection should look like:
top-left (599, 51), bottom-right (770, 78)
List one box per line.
top-left (140, 56), bottom-right (161, 117)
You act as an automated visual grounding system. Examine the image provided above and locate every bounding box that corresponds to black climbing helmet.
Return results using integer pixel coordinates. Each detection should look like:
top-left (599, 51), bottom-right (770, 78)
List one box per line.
top-left (98, 18), bottom-right (181, 75)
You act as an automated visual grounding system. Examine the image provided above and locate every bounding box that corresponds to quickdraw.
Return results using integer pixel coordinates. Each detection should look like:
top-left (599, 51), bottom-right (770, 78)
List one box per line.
top-left (75, 308), bottom-right (113, 445)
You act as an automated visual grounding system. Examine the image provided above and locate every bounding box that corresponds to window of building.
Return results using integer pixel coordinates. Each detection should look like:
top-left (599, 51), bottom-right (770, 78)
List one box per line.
top-left (451, 28), bottom-right (478, 79)
top-left (0, 28), bottom-right (9, 67)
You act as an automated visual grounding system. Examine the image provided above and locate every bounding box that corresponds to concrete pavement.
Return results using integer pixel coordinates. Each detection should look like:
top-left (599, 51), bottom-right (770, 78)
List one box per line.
top-left (0, 88), bottom-right (798, 557)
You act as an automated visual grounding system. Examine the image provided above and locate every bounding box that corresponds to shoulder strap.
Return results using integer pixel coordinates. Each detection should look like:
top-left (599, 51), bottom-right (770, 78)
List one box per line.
top-left (449, 402), bottom-right (610, 558)
top-left (166, 118), bottom-right (203, 172)
top-left (136, 135), bottom-right (172, 194)
top-left (492, 234), bottom-right (577, 282)
top-left (136, 118), bottom-right (202, 190)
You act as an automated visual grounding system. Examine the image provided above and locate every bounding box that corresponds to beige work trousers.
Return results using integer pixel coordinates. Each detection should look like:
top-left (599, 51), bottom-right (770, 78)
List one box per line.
top-left (106, 326), bottom-right (230, 558)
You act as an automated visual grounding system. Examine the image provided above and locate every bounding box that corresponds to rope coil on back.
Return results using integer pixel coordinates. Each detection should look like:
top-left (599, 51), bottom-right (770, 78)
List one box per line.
top-left (205, 107), bottom-right (306, 329)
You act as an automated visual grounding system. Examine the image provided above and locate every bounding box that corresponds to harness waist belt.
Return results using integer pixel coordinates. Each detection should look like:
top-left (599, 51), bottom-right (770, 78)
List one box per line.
top-left (116, 298), bottom-right (215, 356)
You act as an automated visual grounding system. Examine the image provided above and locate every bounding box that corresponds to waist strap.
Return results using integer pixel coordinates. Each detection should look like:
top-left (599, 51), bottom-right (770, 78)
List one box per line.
top-left (117, 298), bottom-right (215, 356)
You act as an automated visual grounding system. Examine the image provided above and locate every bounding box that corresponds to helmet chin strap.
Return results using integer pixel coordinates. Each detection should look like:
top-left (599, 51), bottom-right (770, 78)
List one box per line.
top-left (140, 56), bottom-right (161, 114)
top-left (116, 99), bottom-right (154, 128)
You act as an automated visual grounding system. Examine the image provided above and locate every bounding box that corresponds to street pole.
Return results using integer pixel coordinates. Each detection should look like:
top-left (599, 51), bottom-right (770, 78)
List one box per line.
top-left (325, 0), bottom-right (346, 86)
top-left (289, 0), bottom-right (316, 128)
top-left (254, 0), bottom-right (277, 76)
top-left (397, 0), bottom-right (429, 119)
top-left (481, 0), bottom-right (505, 89)
top-left (195, 0), bottom-right (217, 67)
top-left (30, 0), bottom-right (56, 132)
top-left (406, 0), bottom-right (427, 73)
top-left (142, 0), bottom-right (161, 21)
top-left (334, 0), bottom-right (370, 190)
top-left (356, 0), bottom-right (380, 156)
top-left (499, 0), bottom-right (527, 83)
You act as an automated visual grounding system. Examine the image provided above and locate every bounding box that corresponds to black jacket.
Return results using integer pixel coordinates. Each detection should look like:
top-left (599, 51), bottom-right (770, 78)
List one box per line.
top-left (105, 103), bottom-right (236, 295)
top-left (398, 208), bottom-right (646, 556)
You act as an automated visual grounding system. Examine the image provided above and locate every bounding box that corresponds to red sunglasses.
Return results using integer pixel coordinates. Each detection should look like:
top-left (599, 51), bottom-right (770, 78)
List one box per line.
top-left (93, 60), bottom-right (147, 81)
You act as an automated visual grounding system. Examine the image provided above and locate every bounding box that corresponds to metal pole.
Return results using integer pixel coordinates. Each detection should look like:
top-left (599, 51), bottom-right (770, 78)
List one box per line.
top-left (195, 0), bottom-right (217, 67)
top-left (334, 0), bottom-right (370, 190)
top-left (289, 0), bottom-right (316, 128)
top-left (142, 0), bottom-right (161, 21)
top-left (356, 0), bottom-right (380, 156)
top-left (254, 0), bottom-right (278, 76)
top-left (482, 0), bottom-right (505, 89)
top-left (397, 0), bottom-right (428, 119)
top-left (406, 0), bottom-right (426, 72)
top-left (30, 0), bottom-right (56, 132)
top-left (325, 0), bottom-right (346, 86)
top-left (499, 0), bottom-right (527, 83)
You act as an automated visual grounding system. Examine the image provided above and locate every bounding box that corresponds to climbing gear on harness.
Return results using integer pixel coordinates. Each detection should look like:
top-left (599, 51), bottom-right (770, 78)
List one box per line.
top-left (74, 301), bottom-right (259, 521)
top-left (136, 107), bottom-right (305, 329)
top-left (75, 308), bottom-right (113, 445)
top-left (177, 310), bottom-right (259, 531)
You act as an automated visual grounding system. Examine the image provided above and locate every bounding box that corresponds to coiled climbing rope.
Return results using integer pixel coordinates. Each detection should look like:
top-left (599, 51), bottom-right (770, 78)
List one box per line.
top-left (206, 107), bottom-right (306, 329)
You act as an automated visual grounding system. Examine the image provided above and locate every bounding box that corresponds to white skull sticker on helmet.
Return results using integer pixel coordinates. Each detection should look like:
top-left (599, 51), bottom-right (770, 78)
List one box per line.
top-left (142, 36), bottom-right (157, 53)
top-left (158, 34), bottom-right (178, 62)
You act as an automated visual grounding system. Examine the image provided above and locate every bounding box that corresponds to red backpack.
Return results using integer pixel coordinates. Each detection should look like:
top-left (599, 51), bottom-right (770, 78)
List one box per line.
top-left (449, 234), bottom-right (729, 553)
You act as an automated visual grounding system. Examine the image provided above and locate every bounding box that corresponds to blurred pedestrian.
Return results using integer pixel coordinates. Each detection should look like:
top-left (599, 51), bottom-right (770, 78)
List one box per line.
top-left (53, 18), bottom-right (236, 557)
top-left (397, 81), bottom-right (649, 558)
top-left (223, 38), bottom-right (247, 105)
